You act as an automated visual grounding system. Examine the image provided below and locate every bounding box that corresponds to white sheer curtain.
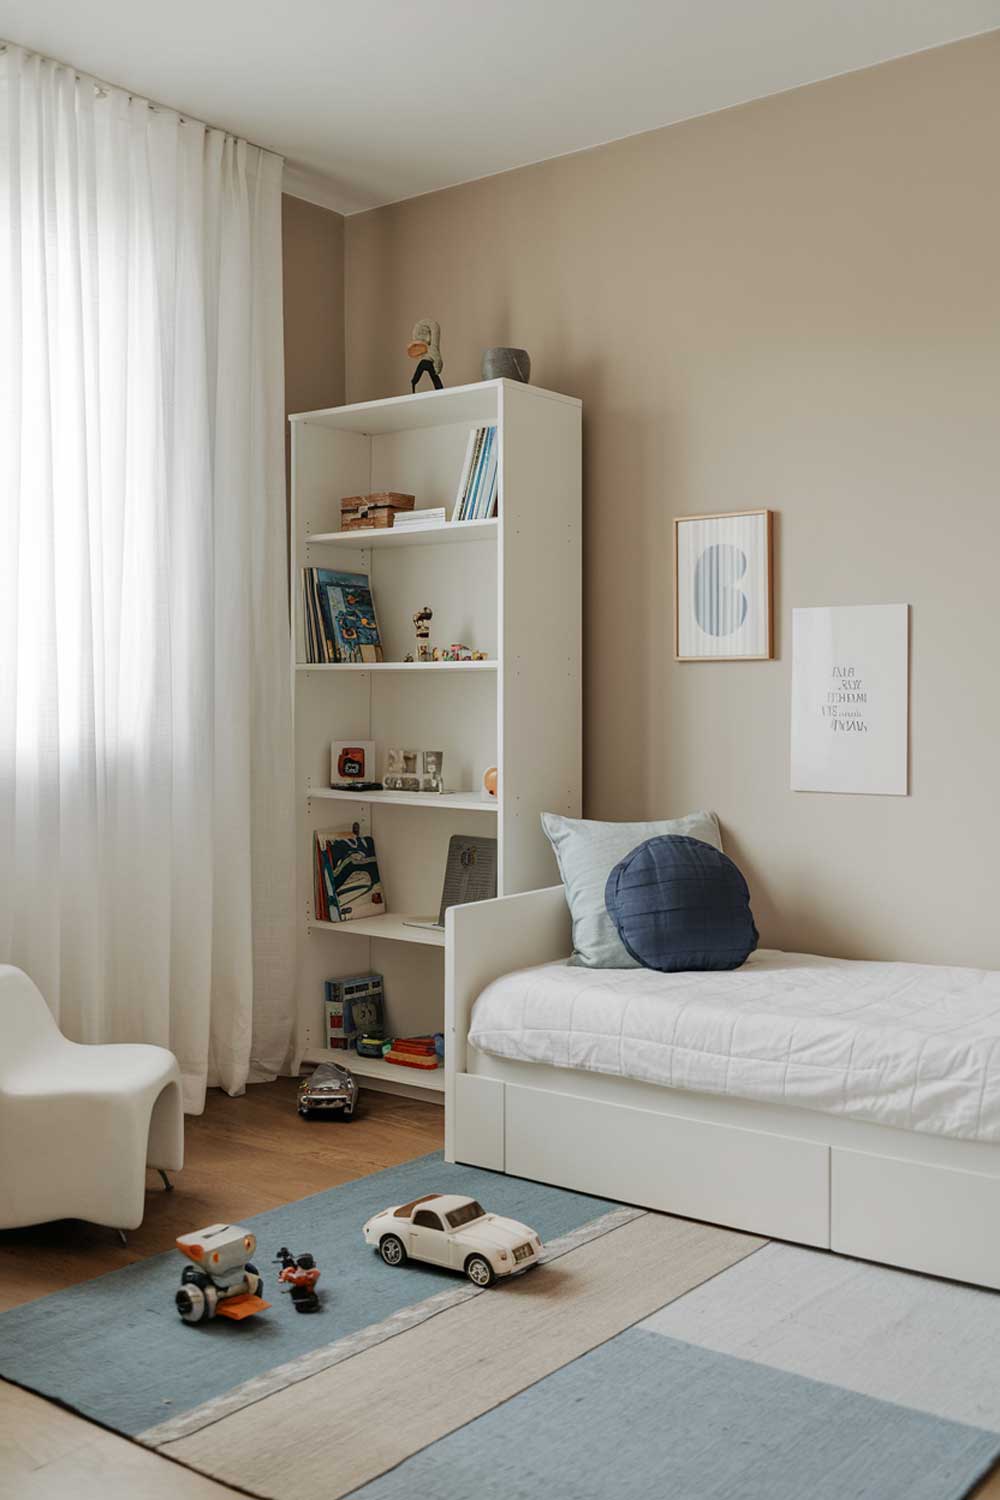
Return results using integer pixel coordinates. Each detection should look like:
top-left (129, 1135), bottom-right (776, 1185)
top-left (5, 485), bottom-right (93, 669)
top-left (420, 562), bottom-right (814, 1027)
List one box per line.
top-left (0, 44), bottom-right (295, 1111)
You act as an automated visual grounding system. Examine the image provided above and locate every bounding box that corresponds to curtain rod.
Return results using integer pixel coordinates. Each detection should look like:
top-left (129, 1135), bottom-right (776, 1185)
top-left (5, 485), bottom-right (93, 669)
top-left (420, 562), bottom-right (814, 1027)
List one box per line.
top-left (0, 37), bottom-right (280, 159)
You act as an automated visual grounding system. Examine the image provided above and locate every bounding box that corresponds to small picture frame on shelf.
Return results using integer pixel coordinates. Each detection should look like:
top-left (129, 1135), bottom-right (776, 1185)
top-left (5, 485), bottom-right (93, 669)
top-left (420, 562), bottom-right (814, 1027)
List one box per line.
top-left (384, 748), bottom-right (444, 794)
top-left (674, 509), bottom-right (773, 661)
top-left (331, 740), bottom-right (376, 785)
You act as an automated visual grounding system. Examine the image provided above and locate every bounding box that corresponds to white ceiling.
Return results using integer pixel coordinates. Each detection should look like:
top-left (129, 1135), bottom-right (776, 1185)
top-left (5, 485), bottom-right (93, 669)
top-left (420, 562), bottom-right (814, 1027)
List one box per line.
top-left (3, 0), bottom-right (999, 214)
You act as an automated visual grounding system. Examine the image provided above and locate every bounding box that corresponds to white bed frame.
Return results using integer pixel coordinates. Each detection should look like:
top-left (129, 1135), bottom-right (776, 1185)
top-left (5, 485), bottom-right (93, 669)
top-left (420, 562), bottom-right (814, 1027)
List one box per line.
top-left (445, 887), bottom-right (1000, 1291)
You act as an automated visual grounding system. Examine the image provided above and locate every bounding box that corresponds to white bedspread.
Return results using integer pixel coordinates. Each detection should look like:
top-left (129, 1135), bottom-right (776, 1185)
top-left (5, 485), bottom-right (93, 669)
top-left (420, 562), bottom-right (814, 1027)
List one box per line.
top-left (468, 949), bottom-right (1000, 1144)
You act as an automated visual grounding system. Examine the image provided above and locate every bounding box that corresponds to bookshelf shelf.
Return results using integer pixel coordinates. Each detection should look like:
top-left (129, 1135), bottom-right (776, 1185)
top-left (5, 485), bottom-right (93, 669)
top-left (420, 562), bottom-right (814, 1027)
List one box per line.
top-left (291, 380), bottom-right (581, 1103)
top-left (308, 787), bottom-right (496, 813)
top-left (307, 518), bottom-right (498, 550)
top-left (308, 914), bottom-right (445, 947)
top-left (296, 660), bottom-right (496, 673)
top-left (299, 1046), bottom-right (446, 1094)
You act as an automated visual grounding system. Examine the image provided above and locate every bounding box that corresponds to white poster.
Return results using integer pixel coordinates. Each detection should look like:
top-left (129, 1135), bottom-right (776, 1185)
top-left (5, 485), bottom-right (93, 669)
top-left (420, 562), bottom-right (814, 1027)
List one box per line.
top-left (791, 604), bottom-right (909, 795)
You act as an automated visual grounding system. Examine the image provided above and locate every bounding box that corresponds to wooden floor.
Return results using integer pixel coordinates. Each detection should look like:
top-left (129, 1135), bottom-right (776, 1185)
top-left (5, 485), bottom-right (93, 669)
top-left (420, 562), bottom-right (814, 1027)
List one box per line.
top-left (1, 1078), bottom-right (998, 1500)
top-left (0, 1077), bottom-right (442, 1498)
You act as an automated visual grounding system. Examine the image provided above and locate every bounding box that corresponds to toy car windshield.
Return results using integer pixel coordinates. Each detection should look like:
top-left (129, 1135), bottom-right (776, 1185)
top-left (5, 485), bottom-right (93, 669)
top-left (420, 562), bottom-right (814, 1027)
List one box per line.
top-left (444, 1200), bottom-right (486, 1229)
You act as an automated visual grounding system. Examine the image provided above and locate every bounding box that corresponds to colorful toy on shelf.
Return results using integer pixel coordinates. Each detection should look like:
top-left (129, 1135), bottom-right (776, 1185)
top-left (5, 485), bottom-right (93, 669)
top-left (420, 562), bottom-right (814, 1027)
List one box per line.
top-left (274, 1247), bottom-right (322, 1313)
top-left (174, 1224), bottom-right (269, 1324)
top-left (324, 972), bottom-right (385, 1049)
top-left (383, 1036), bottom-right (440, 1070)
top-left (356, 1034), bottom-right (391, 1059)
top-left (431, 644), bottom-right (489, 662)
top-left (364, 1194), bottom-right (543, 1287)
top-left (297, 1061), bottom-right (359, 1118)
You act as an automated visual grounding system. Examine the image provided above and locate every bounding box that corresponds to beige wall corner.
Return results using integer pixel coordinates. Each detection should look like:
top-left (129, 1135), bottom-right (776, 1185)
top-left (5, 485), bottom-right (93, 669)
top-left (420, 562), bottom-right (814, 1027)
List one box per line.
top-left (342, 32), bottom-right (1000, 968)
top-left (282, 193), bottom-right (346, 491)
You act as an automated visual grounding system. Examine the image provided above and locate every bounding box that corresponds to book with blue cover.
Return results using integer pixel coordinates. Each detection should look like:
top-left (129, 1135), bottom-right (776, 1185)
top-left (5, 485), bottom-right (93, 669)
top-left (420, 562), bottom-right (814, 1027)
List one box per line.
top-left (302, 569), bottom-right (383, 663)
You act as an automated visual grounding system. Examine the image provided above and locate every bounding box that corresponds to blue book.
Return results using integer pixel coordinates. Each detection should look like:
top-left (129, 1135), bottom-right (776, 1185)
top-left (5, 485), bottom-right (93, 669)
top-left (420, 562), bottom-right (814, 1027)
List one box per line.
top-left (320, 570), bottom-right (383, 664)
top-left (468, 425), bottom-right (494, 520)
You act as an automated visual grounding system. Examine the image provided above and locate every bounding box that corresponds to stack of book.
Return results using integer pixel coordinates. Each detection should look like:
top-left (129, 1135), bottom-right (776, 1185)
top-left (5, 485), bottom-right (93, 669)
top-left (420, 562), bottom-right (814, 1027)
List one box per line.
top-left (383, 1036), bottom-right (440, 1070)
top-left (302, 569), bottom-right (383, 664)
top-left (451, 425), bottom-right (498, 521)
top-left (393, 507), bottom-right (447, 532)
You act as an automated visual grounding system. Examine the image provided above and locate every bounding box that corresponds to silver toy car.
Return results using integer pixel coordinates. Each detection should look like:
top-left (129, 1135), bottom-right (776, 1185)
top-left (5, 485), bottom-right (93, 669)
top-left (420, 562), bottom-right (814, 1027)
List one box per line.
top-left (298, 1061), bottom-right (358, 1119)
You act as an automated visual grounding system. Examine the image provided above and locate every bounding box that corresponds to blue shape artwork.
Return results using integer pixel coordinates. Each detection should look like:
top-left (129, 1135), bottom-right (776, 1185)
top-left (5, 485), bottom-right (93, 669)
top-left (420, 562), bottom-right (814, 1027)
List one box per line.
top-left (694, 543), bottom-right (748, 637)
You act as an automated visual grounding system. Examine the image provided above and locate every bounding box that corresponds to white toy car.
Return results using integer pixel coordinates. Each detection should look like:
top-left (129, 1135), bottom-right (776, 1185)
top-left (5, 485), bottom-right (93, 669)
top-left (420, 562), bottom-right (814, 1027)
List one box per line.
top-left (363, 1193), bottom-right (543, 1286)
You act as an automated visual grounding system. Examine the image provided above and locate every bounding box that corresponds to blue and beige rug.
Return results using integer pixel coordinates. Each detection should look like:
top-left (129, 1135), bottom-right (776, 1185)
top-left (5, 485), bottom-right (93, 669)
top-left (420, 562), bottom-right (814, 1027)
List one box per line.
top-left (2, 1153), bottom-right (1000, 1499)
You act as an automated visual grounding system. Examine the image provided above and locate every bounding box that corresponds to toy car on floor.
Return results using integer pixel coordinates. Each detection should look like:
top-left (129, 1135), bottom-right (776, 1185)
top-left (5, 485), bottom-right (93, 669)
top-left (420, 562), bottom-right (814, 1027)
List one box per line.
top-left (175, 1224), bottom-right (270, 1323)
top-left (363, 1193), bottom-right (543, 1286)
top-left (297, 1061), bottom-right (358, 1118)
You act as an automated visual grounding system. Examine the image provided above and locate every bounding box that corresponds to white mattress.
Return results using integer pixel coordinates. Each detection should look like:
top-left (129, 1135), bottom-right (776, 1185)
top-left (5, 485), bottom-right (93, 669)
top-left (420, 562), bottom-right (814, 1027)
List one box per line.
top-left (468, 949), bottom-right (1000, 1145)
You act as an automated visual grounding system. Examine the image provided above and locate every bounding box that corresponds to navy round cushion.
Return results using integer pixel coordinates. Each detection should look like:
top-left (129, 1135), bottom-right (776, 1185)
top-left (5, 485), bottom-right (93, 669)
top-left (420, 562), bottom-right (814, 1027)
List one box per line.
top-left (604, 835), bottom-right (758, 973)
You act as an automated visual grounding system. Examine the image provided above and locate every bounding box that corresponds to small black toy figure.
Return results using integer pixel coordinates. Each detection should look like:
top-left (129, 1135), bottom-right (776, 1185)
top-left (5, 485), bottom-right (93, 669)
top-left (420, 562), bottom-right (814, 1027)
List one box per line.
top-left (407, 319), bottom-right (443, 392)
top-left (274, 1247), bottom-right (321, 1313)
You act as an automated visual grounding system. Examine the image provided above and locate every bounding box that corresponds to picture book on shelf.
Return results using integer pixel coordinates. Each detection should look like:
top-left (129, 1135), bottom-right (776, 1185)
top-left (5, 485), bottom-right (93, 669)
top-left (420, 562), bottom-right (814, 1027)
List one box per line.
top-left (314, 824), bottom-right (385, 922)
top-left (302, 569), bottom-right (383, 664)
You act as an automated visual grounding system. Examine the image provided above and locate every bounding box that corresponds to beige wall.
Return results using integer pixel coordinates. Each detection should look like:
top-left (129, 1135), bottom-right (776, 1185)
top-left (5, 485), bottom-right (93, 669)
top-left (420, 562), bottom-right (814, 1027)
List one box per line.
top-left (341, 34), bottom-right (1000, 968)
top-left (282, 193), bottom-right (345, 479)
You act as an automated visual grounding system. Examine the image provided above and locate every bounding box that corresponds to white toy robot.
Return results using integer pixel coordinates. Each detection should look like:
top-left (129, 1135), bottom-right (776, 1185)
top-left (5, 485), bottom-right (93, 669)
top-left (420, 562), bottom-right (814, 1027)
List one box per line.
top-left (175, 1223), bottom-right (270, 1323)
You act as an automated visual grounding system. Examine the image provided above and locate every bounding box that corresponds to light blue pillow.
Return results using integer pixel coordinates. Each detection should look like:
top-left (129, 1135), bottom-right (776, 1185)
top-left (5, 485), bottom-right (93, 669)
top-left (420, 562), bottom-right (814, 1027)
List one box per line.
top-left (541, 810), bottom-right (723, 969)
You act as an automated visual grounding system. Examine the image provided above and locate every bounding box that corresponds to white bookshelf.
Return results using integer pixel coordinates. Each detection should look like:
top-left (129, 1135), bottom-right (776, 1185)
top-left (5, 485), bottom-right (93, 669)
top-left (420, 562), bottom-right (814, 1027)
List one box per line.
top-left (290, 379), bottom-right (582, 1102)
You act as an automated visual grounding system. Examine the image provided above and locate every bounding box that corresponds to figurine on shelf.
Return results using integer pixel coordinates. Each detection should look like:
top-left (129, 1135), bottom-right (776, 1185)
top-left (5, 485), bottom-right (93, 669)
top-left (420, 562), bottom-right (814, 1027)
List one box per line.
top-left (274, 1247), bottom-right (322, 1313)
top-left (407, 319), bottom-right (443, 392)
top-left (432, 643), bottom-right (487, 662)
top-left (413, 606), bottom-right (433, 662)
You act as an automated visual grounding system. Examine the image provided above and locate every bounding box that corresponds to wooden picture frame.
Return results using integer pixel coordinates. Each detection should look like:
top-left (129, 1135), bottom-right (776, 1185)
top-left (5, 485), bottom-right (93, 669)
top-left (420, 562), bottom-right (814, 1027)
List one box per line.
top-left (673, 508), bottom-right (773, 661)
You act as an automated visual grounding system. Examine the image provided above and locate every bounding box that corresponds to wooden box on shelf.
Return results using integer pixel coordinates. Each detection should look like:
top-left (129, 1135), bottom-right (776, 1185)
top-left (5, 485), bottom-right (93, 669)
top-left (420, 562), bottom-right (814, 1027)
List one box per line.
top-left (341, 492), bottom-right (415, 531)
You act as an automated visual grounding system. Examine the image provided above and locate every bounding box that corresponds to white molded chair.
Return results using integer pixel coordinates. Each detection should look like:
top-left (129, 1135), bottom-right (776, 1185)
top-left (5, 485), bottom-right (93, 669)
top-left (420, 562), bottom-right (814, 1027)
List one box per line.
top-left (0, 965), bottom-right (184, 1234)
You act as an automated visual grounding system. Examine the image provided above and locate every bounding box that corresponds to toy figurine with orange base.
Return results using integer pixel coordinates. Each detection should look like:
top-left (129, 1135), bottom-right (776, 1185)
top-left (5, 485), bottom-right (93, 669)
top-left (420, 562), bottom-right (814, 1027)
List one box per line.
top-left (175, 1224), bottom-right (270, 1323)
top-left (274, 1247), bottom-right (322, 1313)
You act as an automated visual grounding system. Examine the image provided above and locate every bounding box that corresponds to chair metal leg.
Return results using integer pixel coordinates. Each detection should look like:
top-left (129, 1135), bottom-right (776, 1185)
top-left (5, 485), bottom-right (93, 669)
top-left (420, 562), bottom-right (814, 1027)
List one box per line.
top-left (116, 1228), bottom-right (128, 1247)
top-left (157, 1168), bottom-right (174, 1192)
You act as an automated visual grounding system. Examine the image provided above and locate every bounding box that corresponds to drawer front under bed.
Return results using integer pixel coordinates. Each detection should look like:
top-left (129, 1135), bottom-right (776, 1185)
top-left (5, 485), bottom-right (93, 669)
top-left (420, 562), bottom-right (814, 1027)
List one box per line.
top-left (503, 1081), bottom-right (830, 1246)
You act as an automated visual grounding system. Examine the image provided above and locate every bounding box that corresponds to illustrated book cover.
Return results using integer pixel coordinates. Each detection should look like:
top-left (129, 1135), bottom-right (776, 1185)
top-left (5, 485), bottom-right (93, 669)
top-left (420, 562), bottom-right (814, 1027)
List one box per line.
top-left (314, 825), bottom-right (386, 922)
top-left (302, 569), bottom-right (383, 663)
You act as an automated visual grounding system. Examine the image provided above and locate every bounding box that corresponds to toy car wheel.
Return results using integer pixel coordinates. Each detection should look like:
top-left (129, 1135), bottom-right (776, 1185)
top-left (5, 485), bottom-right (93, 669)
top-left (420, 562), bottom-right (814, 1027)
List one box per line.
top-left (245, 1262), bottom-right (263, 1296)
top-left (181, 1266), bottom-right (211, 1290)
top-left (379, 1234), bottom-right (407, 1267)
top-left (176, 1283), bottom-right (216, 1323)
top-left (340, 1107), bottom-right (355, 1121)
top-left (465, 1255), bottom-right (496, 1288)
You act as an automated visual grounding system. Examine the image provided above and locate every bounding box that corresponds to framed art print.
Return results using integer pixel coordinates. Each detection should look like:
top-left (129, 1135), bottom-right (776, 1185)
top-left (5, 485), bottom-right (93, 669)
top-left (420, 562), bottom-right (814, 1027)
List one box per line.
top-left (791, 603), bottom-right (909, 796)
top-left (674, 509), bottom-right (773, 660)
